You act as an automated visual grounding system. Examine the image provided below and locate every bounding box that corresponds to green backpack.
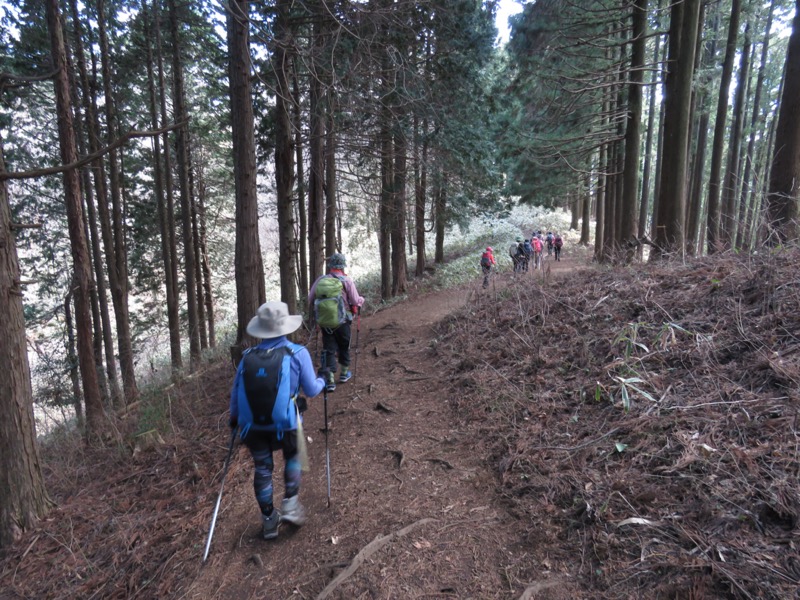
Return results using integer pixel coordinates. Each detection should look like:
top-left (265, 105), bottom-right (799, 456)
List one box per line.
top-left (314, 275), bottom-right (347, 329)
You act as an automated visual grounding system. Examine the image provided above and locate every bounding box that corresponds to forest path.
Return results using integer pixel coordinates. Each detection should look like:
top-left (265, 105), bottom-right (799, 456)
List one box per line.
top-left (185, 252), bottom-right (583, 600)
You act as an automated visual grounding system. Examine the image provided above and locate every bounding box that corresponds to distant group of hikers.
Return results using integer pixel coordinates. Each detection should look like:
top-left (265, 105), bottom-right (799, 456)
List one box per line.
top-left (223, 252), bottom-right (363, 542)
top-left (480, 230), bottom-right (564, 288)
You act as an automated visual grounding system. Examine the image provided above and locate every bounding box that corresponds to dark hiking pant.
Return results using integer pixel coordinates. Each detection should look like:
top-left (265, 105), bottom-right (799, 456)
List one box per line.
top-left (321, 321), bottom-right (352, 373)
top-left (554, 247), bottom-right (561, 261)
top-left (244, 430), bottom-right (301, 515)
top-left (482, 264), bottom-right (491, 288)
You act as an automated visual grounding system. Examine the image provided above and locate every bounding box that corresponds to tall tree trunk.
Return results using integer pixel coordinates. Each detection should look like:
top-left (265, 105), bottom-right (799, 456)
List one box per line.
top-left (74, 108), bottom-right (111, 408)
top-left (738, 0), bottom-right (776, 247)
top-left (379, 81), bottom-right (393, 300)
top-left (594, 145), bottom-right (606, 261)
top-left (152, 0), bottom-right (182, 369)
top-left (392, 125), bottom-right (408, 296)
top-left (434, 173), bottom-right (447, 264)
top-left (193, 158), bottom-right (215, 347)
top-left (67, 1), bottom-right (121, 404)
top-left (706, 0), bottom-right (742, 252)
top-left (275, 0), bottom-right (298, 314)
top-left (308, 17), bottom-right (325, 286)
top-left (292, 60), bottom-right (308, 302)
top-left (168, 0), bottom-right (200, 367)
top-left (620, 0), bottom-right (647, 252)
top-left (227, 0), bottom-right (266, 348)
top-left (653, 0), bottom-right (701, 258)
top-left (686, 4), bottom-right (719, 255)
top-left (580, 169), bottom-right (591, 245)
top-left (638, 17), bottom-right (661, 256)
top-left (0, 138), bottom-right (51, 548)
top-left (47, 0), bottom-right (107, 442)
top-left (570, 190), bottom-right (580, 231)
top-left (414, 115), bottom-right (428, 275)
top-left (721, 22), bottom-right (752, 248)
top-left (96, 0), bottom-right (137, 401)
top-left (649, 69), bottom-right (667, 243)
top-left (63, 290), bottom-right (83, 426)
top-left (189, 151), bottom-right (208, 350)
top-left (766, 0), bottom-right (800, 242)
top-left (325, 97), bottom-right (337, 257)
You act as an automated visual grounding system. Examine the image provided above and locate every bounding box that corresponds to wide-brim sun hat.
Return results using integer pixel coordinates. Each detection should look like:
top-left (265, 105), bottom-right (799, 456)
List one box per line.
top-left (246, 301), bottom-right (303, 339)
top-left (516, 236), bottom-right (523, 242)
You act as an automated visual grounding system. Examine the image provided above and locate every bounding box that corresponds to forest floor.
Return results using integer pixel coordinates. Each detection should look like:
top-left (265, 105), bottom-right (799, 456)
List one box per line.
top-left (1, 245), bottom-right (799, 600)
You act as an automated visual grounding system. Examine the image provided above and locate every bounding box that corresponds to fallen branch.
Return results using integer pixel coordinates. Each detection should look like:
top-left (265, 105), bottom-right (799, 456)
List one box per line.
top-left (316, 518), bottom-right (436, 600)
top-left (530, 428), bottom-right (620, 452)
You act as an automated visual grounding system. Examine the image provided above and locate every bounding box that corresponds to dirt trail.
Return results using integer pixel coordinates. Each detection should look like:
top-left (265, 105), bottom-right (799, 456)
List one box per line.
top-left (188, 255), bottom-right (581, 599)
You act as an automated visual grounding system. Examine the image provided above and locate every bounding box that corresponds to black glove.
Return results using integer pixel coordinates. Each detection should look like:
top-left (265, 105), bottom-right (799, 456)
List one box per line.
top-left (229, 416), bottom-right (237, 429)
top-left (318, 367), bottom-right (331, 380)
top-left (296, 396), bottom-right (308, 413)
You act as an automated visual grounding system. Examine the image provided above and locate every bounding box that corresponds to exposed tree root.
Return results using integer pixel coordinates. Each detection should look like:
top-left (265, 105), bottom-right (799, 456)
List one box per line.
top-left (315, 518), bottom-right (437, 600)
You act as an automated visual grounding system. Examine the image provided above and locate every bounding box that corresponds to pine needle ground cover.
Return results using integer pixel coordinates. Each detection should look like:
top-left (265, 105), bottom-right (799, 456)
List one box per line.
top-left (435, 250), bottom-right (800, 599)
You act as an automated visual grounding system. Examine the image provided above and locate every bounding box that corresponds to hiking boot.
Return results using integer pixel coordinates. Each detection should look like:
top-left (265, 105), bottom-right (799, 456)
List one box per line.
top-left (261, 509), bottom-right (280, 540)
top-left (325, 372), bottom-right (336, 392)
top-left (339, 369), bottom-right (352, 383)
top-left (280, 496), bottom-right (307, 527)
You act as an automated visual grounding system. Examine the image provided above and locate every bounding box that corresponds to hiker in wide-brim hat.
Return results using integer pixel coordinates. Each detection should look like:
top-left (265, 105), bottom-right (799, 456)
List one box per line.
top-left (229, 301), bottom-right (326, 540)
top-left (246, 301), bottom-right (303, 339)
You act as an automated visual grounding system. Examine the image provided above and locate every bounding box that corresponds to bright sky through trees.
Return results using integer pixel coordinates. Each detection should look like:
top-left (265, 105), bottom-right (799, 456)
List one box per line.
top-left (495, 0), bottom-right (523, 43)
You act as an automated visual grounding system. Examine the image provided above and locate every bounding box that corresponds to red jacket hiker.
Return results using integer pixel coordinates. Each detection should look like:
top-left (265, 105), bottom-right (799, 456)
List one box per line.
top-left (481, 247), bottom-right (496, 266)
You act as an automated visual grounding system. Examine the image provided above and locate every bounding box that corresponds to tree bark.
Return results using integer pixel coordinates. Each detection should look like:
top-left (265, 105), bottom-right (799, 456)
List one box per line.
top-left (738, 0), bottom-right (776, 248)
top-left (227, 0), bottom-right (266, 347)
top-left (0, 138), bottom-right (51, 548)
top-left (168, 0), bottom-right (201, 367)
top-left (292, 60), bottom-right (309, 302)
top-left (379, 81), bottom-right (393, 300)
top-left (96, 0), bottom-right (137, 401)
top-left (766, 0), bottom-right (800, 242)
top-left (580, 169), bottom-right (591, 245)
top-left (652, 0), bottom-right (701, 258)
top-left (67, 0), bottom-right (122, 404)
top-left (152, 0), bottom-right (182, 369)
top-left (638, 16), bottom-right (661, 257)
top-left (686, 4), bottom-right (719, 255)
top-left (706, 0), bottom-right (742, 252)
top-left (620, 0), bottom-right (647, 251)
top-left (721, 22), bottom-right (752, 247)
top-left (47, 0), bottom-right (108, 442)
top-left (274, 0), bottom-right (298, 314)
top-left (325, 97), bottom-right (337, 258)
top-left (308, 16), bottom-right (325, 287)
top-left (391, 125), bottom-right (408, 296)
top-left (414, 115), bottom-right (428, 275)
top-left (434, 172), bottom-right (446, 264)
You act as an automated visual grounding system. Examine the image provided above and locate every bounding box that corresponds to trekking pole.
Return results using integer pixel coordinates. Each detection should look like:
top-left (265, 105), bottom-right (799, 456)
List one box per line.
top-left (353, 311), bottom-right (361, 385)
top-left (323, 387), bottom-right (331, 507)
top-left (202, 427), bottom-right (237, 563)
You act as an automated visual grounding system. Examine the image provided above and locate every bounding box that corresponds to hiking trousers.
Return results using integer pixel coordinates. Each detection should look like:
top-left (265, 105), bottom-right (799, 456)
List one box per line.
top-left (482, 264), bottom-right (491, 288)
top-left (244, 430), bottom-right (301, 515)
top-left (321, 322), bottom-right (351, 372)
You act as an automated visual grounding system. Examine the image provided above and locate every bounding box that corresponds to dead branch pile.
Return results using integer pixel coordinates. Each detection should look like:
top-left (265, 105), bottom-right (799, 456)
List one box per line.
top-left (434, 251), bottom-right (800, 599)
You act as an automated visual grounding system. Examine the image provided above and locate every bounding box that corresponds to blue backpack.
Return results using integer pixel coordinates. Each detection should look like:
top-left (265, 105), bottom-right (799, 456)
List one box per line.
top-left (236, 342), bottom-right (302, 438)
